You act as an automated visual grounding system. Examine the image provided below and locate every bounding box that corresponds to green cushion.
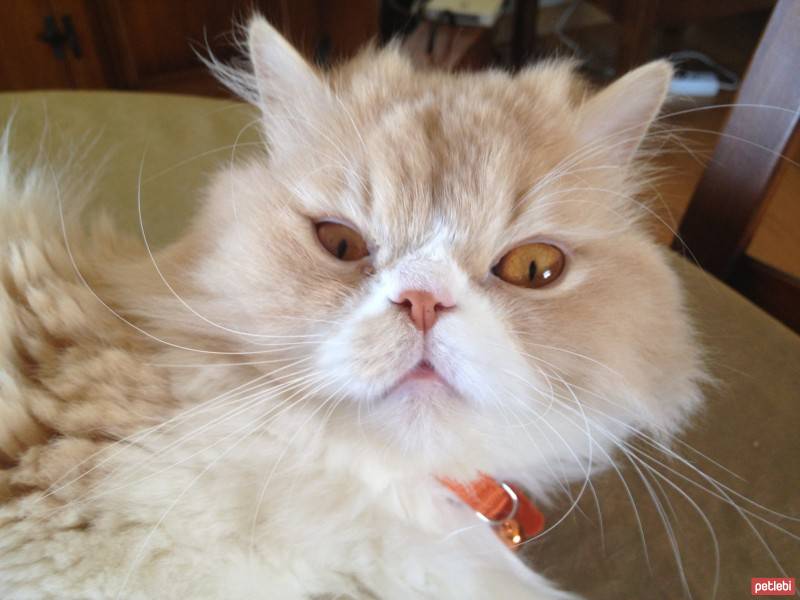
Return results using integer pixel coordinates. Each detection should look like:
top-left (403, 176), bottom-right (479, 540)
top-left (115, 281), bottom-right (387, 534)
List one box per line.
top-left (1, 91), bottom-right (260, 247)
top-left (2, 91), bottom-right (798, 598)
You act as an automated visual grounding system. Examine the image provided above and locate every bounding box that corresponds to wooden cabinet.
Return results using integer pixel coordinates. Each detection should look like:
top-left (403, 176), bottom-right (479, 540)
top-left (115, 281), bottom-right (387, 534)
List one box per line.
top-left (0, 0), bottom-right (106, 90)
top-left (0, 0), bottom-right (379, 96)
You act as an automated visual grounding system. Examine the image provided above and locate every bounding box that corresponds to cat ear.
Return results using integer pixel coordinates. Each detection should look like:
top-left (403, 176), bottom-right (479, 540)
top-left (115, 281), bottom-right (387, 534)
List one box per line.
top-left (248, 17), bottom-right (324, 106)
top-left (578, 60), bottom-right (673, 166)
top-left (246, 17), bottom-right (330, 144)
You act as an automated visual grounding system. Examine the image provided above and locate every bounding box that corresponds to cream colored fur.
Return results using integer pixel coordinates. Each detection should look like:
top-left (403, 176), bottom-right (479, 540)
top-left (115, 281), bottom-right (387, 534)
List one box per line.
top-left (0, 17), bottom-right (704, 600)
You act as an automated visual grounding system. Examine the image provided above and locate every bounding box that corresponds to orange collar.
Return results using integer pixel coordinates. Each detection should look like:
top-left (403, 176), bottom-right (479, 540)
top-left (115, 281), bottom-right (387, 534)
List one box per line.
top-left (439, 473), bottom-right (544, 549)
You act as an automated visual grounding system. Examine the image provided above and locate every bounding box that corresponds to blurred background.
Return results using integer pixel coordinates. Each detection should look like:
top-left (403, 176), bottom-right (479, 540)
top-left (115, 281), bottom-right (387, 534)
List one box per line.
top-left (0, 0), bottom-right (776, 94)
top-left (0, 0), bottom-right (797, 329)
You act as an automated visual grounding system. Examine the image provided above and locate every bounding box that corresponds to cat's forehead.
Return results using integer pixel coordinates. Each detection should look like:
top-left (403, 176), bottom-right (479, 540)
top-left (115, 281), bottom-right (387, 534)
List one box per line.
top-left (340, 76), bottom-right (581, 261)
top-left (357, 72), bottom-right (573, 164)
top-left (292, 58), bottom-right (625, 268)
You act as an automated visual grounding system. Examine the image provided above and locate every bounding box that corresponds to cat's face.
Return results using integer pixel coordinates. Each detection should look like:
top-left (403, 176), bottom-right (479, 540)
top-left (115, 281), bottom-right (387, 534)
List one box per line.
top-left (191, 20), bottom-right (703, 482)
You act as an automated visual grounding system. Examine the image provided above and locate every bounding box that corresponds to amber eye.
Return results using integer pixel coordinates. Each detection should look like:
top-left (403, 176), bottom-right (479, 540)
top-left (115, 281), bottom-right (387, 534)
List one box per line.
top-left (493, 243), bottom-right (565, 288)
top-left (315, 221), bottom-right (369, 261)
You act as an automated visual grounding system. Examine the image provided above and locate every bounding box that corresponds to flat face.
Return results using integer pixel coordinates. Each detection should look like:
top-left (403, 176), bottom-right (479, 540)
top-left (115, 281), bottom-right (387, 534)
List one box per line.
top-left (188, 42), bottom-right (701, 480)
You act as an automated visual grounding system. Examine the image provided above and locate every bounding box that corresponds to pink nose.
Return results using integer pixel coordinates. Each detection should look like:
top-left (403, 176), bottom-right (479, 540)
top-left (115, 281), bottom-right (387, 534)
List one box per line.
top-left (392, 290), bottom-right (455, 332)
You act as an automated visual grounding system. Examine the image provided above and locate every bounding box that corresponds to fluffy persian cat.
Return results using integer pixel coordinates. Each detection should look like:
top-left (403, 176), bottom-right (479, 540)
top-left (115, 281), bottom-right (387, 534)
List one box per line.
top-left (0, 16), bottom-right (704, 600)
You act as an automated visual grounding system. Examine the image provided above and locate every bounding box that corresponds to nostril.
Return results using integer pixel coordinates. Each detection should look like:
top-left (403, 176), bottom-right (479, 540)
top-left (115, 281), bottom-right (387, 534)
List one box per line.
top-left (392, 297), bottom-right (413, 311)
top-left (391, 289), bottom-right (456, 332)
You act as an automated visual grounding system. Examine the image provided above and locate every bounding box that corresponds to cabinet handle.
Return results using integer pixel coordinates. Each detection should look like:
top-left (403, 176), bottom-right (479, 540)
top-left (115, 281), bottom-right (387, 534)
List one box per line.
top-left (38, 15), bottom-right (82, 60)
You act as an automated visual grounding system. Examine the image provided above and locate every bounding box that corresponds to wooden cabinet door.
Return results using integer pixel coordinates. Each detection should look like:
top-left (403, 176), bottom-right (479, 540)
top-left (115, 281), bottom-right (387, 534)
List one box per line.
top-left (1, 0), bottom-right (378, 95)
top-left (0, 0), bottom-right (73, 90)
top-left (0, 0), bottom-right (107, 91)
top-left (84, 0), bottom-right (378, 96)
top-left (85, 0), bottom-right (272, 95)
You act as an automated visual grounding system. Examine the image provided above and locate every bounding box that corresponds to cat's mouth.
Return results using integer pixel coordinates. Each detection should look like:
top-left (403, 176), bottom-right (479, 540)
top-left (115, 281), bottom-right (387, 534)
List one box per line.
top-left (403, 360), bottom-right (439, 381)
top-left (389, 360), bottom-right (454, 394)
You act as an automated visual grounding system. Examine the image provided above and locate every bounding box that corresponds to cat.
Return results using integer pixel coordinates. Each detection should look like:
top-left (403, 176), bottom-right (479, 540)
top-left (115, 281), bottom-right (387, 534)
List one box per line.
top-left (0, 15), bottom-right (705, 600)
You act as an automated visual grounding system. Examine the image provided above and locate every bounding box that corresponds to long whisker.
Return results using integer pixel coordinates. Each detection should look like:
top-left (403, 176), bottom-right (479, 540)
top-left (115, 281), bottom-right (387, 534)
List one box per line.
top-left (44, 370), bottom-right (329, 527)
top-left (539, 377), bottom-right (798, 586)
top-left (111, 371), bottom-right (335, 600)
top-left (140, 141), bottom-right (263, 185)
top-left (544, 367), bottom-right (799, 527)
top-left (34, 365), bottom-right (293, 505)
top-left (248, 377), bottom-right (351, 561)
top-left (519, 106), bottom-right (799, 221)
top-left (507, 374), bottom-right (710, 597)
top-left (492, 375), bottom-right (595, 539)
top-left (36, 358), bottom-right (315, 510)
top-left (54, 165), bottom-right (337, 355)
top-left (92, 370), bottom-right (329, 500)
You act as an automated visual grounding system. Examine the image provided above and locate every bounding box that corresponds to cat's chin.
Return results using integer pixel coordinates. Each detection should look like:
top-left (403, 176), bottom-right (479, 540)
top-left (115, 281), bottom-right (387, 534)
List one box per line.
top-left (384, 378), bottom-right (461, 407)
top-left (355, 375), bottom-right (472, 463)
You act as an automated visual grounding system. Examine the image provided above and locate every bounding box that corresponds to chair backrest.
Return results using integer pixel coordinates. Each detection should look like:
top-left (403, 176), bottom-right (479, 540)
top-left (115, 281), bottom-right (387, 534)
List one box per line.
top-left (672, 0), bottom-right (800, 333)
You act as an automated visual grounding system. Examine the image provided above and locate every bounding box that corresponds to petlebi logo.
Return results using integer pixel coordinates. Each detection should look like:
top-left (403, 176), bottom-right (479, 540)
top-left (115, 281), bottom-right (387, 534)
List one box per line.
top-left (751, 578), bottom-right (795, 596)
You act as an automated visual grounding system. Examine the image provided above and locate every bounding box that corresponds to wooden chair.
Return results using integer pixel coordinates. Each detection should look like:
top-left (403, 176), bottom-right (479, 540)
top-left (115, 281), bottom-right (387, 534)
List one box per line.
top-left (672, 0), bottom-right (800, 333)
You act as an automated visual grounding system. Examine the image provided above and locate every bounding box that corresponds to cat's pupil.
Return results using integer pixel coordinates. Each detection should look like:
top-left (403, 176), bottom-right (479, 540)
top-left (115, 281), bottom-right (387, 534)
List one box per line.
top-left (528, 260), bottom-right (537, 283)
top-left (336, 239), bottom-right (348, 259)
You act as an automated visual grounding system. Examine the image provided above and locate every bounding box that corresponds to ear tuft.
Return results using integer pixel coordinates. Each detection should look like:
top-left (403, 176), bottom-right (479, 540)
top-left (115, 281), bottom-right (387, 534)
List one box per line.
top-left (247, 16), bottom-right (325, 110)
top-left (578, 60), bottom-right (673, 166)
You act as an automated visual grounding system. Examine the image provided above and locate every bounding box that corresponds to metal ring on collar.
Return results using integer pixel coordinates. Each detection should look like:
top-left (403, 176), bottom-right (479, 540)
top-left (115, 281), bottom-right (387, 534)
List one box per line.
top-left (474, 482), bottom-right (519, 526)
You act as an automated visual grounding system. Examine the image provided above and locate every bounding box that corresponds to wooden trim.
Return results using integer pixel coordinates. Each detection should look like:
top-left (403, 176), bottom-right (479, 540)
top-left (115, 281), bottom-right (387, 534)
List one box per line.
top-left (51, 0), bottom-right (109, 88)
top-left (590, 0), bottom-right (774, 26)
top-left (85, 0), bottom-right (139, 88)
top-left (616, 0), bottom-right (660, 71)
top-left (672, 0), bottom-right (800, 278)
top-left (511, 0), bottom-right (538, 68)
top-left (729, 255), bottom-right (800, 334)
top-left (655, 0), bottom-right (774, 25)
